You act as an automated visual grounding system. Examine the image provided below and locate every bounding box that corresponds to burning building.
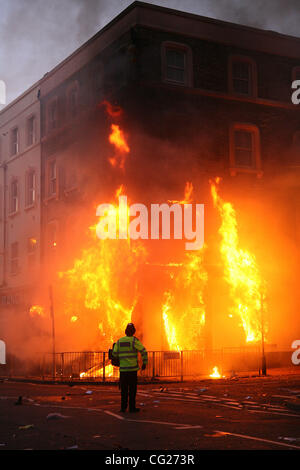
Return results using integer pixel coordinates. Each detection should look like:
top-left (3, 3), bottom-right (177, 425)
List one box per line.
top-left (0, 2), bottom-right (299, 371)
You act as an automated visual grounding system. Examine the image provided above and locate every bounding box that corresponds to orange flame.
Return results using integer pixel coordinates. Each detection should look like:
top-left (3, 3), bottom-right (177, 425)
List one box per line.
top-left (108, 124), bottom-right (130, 169)
top-left (29, 305), bottom-right (45, 318)
top-left (210, 366), bottom-right (222, 378)
top-left (210, 177), bottom-right (267, 343)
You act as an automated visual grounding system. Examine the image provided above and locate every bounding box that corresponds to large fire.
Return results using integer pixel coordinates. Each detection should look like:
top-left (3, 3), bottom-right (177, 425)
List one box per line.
top-left (210, 177), bottom-right (267, 343)
top-left (27, 103), bottom-right (269, 381)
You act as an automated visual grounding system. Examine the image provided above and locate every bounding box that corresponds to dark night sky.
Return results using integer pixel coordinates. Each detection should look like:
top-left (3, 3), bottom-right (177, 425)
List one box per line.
top-left (1, 0), bottom-right (300, 105)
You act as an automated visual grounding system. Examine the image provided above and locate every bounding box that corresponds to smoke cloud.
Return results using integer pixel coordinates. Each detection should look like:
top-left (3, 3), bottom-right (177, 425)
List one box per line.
top-left (1, 0), bottom-right (300, 105)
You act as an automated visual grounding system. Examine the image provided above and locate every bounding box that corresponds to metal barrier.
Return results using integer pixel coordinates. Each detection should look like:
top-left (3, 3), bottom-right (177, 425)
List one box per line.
top-left (0, 346), bottom-right (280, 382)
top-left (36, 346), bottom-right (264, 382)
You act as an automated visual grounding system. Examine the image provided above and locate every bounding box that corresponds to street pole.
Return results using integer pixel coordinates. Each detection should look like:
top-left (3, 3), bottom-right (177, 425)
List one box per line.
top-left (49, 285), bottom-right (56, 380)
top-left (261, 291), bottom-right (267, 376)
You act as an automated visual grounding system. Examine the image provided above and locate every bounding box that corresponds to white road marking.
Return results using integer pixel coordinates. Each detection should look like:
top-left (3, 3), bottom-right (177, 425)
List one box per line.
top-left (215, 430), bottom-right (300, 450)
top-left (104, 410), bottom-right (125, 420)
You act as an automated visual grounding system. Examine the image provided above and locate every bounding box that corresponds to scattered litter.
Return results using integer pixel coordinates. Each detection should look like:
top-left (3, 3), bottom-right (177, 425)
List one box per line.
top-left (139, 403), bottom-right (145, 406)
top-left (18, 424), bottom-right (34, 430)
top-left (197, 388), bottom-right (207, 393)
top-left (204, 431), bottom-right (227, 438)
top-left (153, 400), bottom-right (160, 403)
top-left (245, 396), bottom-right (252, 400)
top-left (66, 445), bottom-right (78, 450)
top-left (61, 397), bottom-right (65, 400)
top-left (154, 406), bottom-right (158, 408)
top-left (223, 393), bottom-right (228, 397)
top-left (93, 435), bottom-right (101, 438)
top-left (159, 387), bottom-right (167, 392)
top-left (108, 401), bottom-right (115, 404)
top-left (215, 416), bottom-right (223, 418)
top-left (14, 396), bottom-right (22, 406)
top-left (26, 398), bottom-right (34, 403)
top-left (0, 443), bottom-right (6, 446)
top-left (278, 437), bottom-right (300, 442)
top-left (85, 390), bottom-right (93, 395)
top-left (46, 413), bottom-right (70, 420)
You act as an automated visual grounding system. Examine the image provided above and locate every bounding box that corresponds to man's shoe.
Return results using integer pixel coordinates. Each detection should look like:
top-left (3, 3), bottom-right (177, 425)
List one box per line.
top-left (119, 409), bottom-right (126, 412)
top-left (129, 408), bottom-right (140, 413)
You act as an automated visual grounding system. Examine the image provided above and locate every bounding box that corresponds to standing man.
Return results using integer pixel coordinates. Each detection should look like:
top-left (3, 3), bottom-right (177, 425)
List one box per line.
top-left (112, 323), bottom-right (148, 413)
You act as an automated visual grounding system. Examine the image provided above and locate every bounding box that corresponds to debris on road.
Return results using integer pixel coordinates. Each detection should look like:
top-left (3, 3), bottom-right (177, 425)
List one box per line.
top-left (14, 396), bottom-right (22, 406)
top-left (46, 413), bottom-right (70, 420)
top-left (18, 424), bottom-right (34, 430)
top-left (85, 390), bottom-right (93, 395)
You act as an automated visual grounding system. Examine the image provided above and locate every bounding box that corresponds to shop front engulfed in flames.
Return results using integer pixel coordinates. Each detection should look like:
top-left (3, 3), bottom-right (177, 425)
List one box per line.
top-left (27, 109), bottom-right (275, 380)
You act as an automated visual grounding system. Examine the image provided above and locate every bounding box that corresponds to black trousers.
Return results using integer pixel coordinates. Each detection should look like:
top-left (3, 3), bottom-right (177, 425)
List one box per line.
top-left (119, 371), bottom-right (137, 411)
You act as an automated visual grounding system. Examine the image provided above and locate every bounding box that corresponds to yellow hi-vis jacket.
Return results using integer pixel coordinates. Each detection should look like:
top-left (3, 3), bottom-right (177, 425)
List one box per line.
top-left (112, 336), bottom-right (148, 372)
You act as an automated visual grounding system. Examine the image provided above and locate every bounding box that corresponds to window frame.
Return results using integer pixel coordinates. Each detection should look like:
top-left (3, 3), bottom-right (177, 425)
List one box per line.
top-left (9, 178), bottom-right (19, 215)
top-left (25, 168), bottom-right (36, 208)
top-left (229, 123), bottom-right (262, 177)
top-left (228, 55), bottom-right (257, 98)
top-left (10, 127), bottom-right (19, 156)
top-left (161, 41), bottom-right (193, 87)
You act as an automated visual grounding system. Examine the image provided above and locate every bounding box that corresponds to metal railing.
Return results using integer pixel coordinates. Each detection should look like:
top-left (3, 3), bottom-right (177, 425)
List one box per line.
top-left (0, 345), bottom-right (283, 382)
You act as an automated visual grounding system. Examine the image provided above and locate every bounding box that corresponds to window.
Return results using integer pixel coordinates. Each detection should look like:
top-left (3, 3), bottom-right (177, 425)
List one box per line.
top-left (162, 42), bottom-right (192, 87)
top-left (10, 242), bottom-right (19, 275)
top-left (27, 116), bottom-right (36, 146)
top-left (229, 124), bottom-right (262, 176)
top-left (48, 160), bottom-right (57, 197)
top-left (28, 237), bottom-right (37, 267)
top-left (229, 56), bottom-right (257, 97)
top-left (25, 169), bottom-right (36, 207)
top-left (48, 99), bottom-right (58, 132)
top-left (10, 179), bottom-right (19, 213)
top-left (11, 127), bottom-right (19, 156)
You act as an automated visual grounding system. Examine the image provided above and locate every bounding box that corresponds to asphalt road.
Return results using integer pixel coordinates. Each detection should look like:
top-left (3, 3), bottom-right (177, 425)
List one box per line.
top-left (0, 373), bottom-right (299, 451)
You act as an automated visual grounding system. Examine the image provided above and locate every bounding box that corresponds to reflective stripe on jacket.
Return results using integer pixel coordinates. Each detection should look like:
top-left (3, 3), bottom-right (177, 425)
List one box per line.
top-left (112, 336), bottom-right (148, 372)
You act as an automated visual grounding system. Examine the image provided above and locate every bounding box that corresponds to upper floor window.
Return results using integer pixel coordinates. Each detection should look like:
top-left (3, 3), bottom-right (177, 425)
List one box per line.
top-left (11, 127), bottom-right (19, 156)
top-left (162, 42), bottom-right (193, 87)
top-left (10, 179), bottom-right (19, 214)
top-left (229, 123), bottom-right (262, 176)
top-left (47, 99), bottom-right (58, 132)
top-left (47, 159), bottom-right (57, 197)
top-left (27, 115), bottom-right (36, 146)
top-left (229, 56), bottom-right (257, 97)
top-left (25, 169), bottom-right (36, 207)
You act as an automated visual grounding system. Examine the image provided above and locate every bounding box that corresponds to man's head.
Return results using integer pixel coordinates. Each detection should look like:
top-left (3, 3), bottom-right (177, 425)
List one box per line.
top-left (125, 323), bottom-right (136, 336)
